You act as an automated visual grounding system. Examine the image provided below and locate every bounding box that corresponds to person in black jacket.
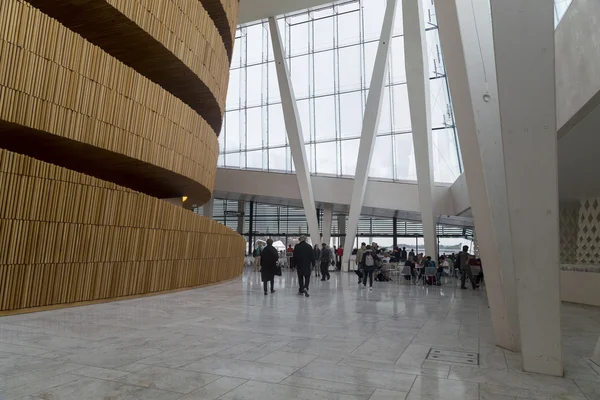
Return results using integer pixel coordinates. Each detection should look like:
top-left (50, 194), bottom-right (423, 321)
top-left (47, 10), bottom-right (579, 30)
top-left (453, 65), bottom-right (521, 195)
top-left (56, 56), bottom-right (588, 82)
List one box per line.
top-left (361, 245), bottom-right (380, 290)
top-left (260, 239), bottom-right (278, 295)
top-left (293, 236), bottom-right (315, 297)
top-left (313, 244), bottom-right (321, 278)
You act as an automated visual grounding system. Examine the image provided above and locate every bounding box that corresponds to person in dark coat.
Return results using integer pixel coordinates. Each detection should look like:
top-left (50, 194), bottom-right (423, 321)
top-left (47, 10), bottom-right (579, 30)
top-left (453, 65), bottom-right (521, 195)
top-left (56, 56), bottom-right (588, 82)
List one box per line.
top-left (320, 243), bottom-right (332, 281)
top-left (361, 245), bottom-right (380, 290)
top-left (260, 239), bottom-right (278, 295)
top-left (313, 244), bottom-right (321, 278)
top-left (293, 236), bottom-right (315, 297)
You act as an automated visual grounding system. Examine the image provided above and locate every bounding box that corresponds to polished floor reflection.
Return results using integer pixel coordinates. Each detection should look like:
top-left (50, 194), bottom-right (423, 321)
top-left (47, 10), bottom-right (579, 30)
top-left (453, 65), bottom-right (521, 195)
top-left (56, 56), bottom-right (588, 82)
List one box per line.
top-left (0, 268), bottom-right (599, 399)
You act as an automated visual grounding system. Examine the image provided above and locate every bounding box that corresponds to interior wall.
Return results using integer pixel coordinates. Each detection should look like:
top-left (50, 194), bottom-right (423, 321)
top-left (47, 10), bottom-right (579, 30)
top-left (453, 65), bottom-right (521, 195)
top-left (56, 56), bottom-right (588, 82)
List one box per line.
top-left (560, 199), bottom-right (600, 264)
top-left (560, 205), bottom-right (579, 263)
top-left (576, 198), bottom-right (600, 264)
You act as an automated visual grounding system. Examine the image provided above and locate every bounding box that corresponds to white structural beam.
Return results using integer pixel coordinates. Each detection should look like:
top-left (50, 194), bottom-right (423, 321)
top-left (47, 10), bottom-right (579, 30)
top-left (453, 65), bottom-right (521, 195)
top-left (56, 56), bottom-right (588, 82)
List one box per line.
top-left (322, 204), bottom-right (333, 247)
top-left (435, 0), bottom-right (520, 351)
top-left (215, 168), bottom-right (458, 216)
top-left (403, 0), bottom-right (437, 259)
top-left (342, 0), bottom-right (397, 267)
top-left (269, 17), bottom-right (320, 247)
top-left (490, 0), bottom-right (562, 376)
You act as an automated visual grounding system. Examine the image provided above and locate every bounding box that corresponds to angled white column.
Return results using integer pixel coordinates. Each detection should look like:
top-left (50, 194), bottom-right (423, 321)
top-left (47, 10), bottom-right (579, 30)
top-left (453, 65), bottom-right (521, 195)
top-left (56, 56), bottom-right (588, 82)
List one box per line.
top-left (435, 0), bottom-right (520, 351)
top-left (269, 17), bottom-right (320, 247)
top-left (322, 204), bottom-right (334, 247)
top-left (403, 0), bottom-right (437, 259)
top-left (490, 0), bottom-right (562, 376)
top-left (203, 198), bottom-right (214, 219)
top-left (342, 0), bottom-right (398, 266)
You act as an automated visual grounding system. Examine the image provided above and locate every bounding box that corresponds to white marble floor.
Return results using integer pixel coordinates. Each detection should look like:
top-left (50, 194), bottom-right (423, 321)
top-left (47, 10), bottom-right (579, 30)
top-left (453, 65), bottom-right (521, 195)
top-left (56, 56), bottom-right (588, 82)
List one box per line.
top-left (0, 269), bottom-right (599, 400)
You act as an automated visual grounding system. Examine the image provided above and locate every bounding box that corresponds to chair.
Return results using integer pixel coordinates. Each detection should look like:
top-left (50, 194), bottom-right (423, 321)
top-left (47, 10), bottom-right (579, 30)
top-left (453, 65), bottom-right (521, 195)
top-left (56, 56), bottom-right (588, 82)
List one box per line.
top-left (424, 267), bottom-right (437, 285)
top-left (470, 265), bottom-right (482, 285)
top-left (399, 265), bottom-right (412, 284)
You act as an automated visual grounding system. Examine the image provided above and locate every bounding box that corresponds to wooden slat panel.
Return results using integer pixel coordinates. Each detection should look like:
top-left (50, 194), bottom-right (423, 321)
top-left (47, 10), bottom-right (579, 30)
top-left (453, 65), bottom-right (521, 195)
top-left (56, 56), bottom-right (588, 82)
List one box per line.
top-left (0, 0), bottom-right (220, 205)
top-left (24, 0), bottom-right (234, 132)
top-left (198, 0), bottom-right (239, 59)
top-left (0, 149), bottom-right (245, 313)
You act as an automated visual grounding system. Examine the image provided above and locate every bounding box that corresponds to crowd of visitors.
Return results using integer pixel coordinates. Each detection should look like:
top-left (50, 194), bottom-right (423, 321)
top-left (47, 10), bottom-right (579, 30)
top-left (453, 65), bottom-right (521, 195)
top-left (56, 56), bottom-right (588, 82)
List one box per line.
top-left (252, 239), bottom-right (484, 297)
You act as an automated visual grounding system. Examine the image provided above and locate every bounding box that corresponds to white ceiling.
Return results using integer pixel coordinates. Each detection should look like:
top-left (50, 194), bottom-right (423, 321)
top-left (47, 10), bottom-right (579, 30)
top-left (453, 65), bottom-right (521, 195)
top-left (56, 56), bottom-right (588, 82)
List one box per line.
top-left (238, 0), bottom-right (334, 24)
top-left (558, 102), bottom-right (600, 204)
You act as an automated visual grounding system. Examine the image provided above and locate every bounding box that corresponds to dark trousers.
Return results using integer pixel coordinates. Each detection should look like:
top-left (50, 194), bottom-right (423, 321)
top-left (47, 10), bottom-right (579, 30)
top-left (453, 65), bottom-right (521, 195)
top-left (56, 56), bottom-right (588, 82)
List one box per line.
top-left (263, 278), bottom-right (274, 293)
top-left (298, 272), bottom-right (310, 292)
top-left (410, 266), bottom-right (417, 281)
top-left (320, 261), bottom-right (330, 279)
top-left (461, 266), bottom-right (476, 289)
top-left (363, 270), bottom-right (374, 287)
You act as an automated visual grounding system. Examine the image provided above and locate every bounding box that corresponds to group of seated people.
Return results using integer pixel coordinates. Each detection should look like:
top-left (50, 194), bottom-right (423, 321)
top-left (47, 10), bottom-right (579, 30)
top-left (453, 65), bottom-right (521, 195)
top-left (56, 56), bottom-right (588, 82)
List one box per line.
top-left (353, 243), bottom-right (485, 288)
top-left (402, 254), bottom-right (447, 285)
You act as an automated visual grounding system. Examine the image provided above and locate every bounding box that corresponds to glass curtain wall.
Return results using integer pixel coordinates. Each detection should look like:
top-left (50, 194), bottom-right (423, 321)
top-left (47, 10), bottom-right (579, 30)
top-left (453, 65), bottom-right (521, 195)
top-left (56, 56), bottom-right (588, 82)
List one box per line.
top-left (196, 200), bottom-right (473, 251)
top-left (554, 0), bottom-right (573, 26)
top-left (221, 0), bottom-right (462, 183)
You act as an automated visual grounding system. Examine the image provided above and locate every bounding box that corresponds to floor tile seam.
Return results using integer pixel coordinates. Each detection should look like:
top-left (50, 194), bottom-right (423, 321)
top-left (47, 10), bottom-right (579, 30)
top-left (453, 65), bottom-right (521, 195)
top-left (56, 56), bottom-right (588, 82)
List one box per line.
top-left (236, 340), bottom-right (293, 356)
top-left (63, 369), bottom-right (223, 395)
top-left (305, 359), bottom-right (435, 380)
top-left (5, 318), bottom-right (146, 332)
top-left (214, 342), bottom-right (265, 357)
top-left (397, 374), bottom-right (418, 400)
top-left (288, 371), bottom-right (385, 393)
top-left (177, 358), bottom-right (304, 383)
top-left (277, 376), bottom-right (377, 399)
top-left (582, 357), bottom-right (600, 375)
top-left (394, 330), bottom-right (421, 366)
top-left (176, 367), bottom-right (294, 386)
top-left (572, 378), bottom-right (593, 400)
top-left (132, 353), bottom-right (214, 369)
top-left (3, 372), bottom-right (82, 399)
top-left (0, 324), bottom-right (122, 345)
top-left (445, 371), bottom-right (585, 397)
top-left (339, 357), bottom-right (452, 377)
top-left (0, 343), bottom-right (56, 357)
top-left (61, 342), bottom-right (169, 359)
top-left (188, 354), bottom-right (309, 373)
top-left (200, 379), bottom-right (249, 400)
top-left (0, 365), bottom-right (81, 392)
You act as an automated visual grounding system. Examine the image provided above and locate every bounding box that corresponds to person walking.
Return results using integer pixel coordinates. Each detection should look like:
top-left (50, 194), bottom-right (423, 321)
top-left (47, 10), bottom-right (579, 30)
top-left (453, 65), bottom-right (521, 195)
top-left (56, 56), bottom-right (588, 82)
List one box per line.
top-left (320, 243), bottom-right (332, 281)
top-left (294, 236), bottom-right (315, 297)
top-left (405, 256), bottom-right (417, 283)
top-left (392, 246), bottom-right (400, 262)
top-left (260, 239), bottom-right (278, 295)
top-left (286, 244), bottom-right (294, 270)
top-left (458, 245), bottom-right (478, 289)
top-left (356, 243), bottom-right (366, 284)
top-left (313, 244), bottom-right (321, 278)
top-left (361, 245), bottom-right (379, 291)
top-left (253, 244), bottom-right (263, 272)
top-left (335, 246), bottom-right (344, 270)
top-left (401, 247), bottom-right (408, 262)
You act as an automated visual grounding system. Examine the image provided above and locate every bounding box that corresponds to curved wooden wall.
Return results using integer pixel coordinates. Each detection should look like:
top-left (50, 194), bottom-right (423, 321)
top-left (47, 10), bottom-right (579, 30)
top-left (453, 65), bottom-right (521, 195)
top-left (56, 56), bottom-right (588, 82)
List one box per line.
top-left (0, 0), bottom-right (222, 205)
top-left (0, 0), bottom-right (243, 313)
top-left (23, 0), bottom-right (230, 132)
top-left (201, 0), bottom-right (240, 58)
top-left (0, 150), bottom-right (245, 312)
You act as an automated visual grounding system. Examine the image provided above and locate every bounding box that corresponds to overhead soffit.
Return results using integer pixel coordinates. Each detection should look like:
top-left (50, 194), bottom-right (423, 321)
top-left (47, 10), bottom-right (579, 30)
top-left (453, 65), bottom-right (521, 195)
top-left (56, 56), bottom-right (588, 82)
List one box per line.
top-left (238, 0), bottom-right (337, 24)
